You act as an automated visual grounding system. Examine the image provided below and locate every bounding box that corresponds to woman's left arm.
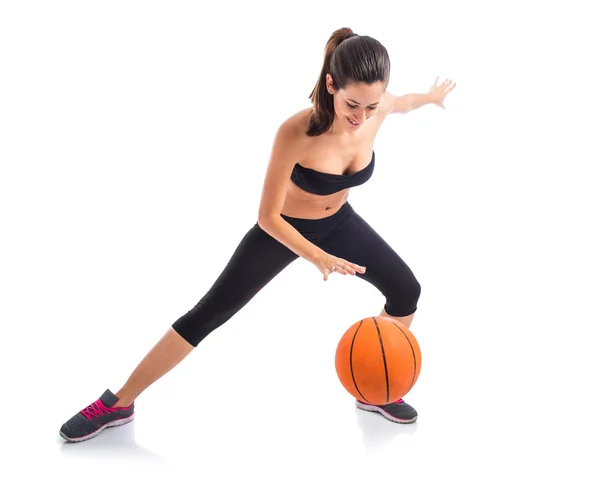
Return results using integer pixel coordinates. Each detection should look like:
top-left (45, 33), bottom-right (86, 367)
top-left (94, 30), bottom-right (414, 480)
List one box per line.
top-left (383, 77), bottom-right (456, 114)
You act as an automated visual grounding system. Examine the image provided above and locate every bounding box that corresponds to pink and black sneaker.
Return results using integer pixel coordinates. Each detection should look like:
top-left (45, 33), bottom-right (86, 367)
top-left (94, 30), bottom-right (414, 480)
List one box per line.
top-left (356, 398), bottom-right (418, 423)
top-left (60, 389), bottom-right (134, 442)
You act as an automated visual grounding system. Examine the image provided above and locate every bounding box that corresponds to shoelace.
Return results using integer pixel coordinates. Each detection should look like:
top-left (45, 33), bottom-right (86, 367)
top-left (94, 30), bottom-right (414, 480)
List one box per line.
top-left (80, 398), bottom-right (112, 420)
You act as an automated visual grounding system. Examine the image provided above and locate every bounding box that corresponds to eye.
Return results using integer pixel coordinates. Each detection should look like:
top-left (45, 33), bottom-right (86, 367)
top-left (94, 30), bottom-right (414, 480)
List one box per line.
top-left (367, 106), bottom-right (377, 110)
top-left (347, 103), bottom-right (359, 109)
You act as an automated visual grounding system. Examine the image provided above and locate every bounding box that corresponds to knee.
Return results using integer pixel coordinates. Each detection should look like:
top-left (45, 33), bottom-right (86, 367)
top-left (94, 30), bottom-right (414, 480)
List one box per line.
top-left (172, 298), bottom-right (237, 347)
top-left (385, 276), bottom-right (421, 317)
top-left (409, 277), bottom-right (422, 302)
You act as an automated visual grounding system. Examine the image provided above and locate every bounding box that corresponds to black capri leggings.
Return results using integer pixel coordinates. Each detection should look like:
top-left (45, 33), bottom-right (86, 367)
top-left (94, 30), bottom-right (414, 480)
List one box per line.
top-left (172, 202), bottom-right (421, 347)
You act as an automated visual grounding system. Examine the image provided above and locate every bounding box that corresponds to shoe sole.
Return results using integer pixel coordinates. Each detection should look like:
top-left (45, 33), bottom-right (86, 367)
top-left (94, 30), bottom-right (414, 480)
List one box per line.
top-left (60, 414), bottom-right (135, 443)
top-left (355, 401), bottom-right (418, 424)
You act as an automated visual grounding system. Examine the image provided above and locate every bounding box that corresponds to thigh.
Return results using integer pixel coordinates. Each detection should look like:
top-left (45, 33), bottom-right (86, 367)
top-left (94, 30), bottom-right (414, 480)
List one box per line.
top-left (207, 223), bottom-right (299, 303)
top-left (174, 223), bottom-right (299, 346)
top-left (318, 210), bottom-right (420, 314)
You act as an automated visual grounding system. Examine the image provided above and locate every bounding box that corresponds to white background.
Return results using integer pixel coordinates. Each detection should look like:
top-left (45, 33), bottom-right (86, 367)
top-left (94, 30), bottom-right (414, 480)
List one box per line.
top-left (1, 0), bottom-right (599, 483)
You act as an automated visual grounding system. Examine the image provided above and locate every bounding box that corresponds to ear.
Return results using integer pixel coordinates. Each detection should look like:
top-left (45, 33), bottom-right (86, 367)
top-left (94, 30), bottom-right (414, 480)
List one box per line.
top-left (325, 73), bottom-right (335, 95)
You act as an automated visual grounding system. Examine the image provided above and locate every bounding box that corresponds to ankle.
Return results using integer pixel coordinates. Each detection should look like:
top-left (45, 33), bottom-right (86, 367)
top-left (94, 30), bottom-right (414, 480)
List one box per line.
top-left (114, 390), bottom-right (135, 408)
top-left (114, 399), bottom-right (133, 409)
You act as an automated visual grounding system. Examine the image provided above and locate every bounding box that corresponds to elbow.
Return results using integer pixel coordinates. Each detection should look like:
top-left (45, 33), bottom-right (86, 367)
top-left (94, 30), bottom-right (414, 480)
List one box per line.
top-left (257, 216), bottom-right (268, 231)
top-left (257, 214), bottom-right (279, 232)
top-left (393, 94), bottom-right (413, 114)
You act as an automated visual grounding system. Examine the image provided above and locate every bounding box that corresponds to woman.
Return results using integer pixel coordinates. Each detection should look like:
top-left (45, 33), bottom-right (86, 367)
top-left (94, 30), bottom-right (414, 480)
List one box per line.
top-left (59, 27), bottom-right (455, 442)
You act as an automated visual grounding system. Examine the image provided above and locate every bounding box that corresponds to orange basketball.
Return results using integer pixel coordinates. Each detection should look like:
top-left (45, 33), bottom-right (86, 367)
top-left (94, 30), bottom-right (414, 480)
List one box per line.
top-left (335, 316), bottom-right (422, 404)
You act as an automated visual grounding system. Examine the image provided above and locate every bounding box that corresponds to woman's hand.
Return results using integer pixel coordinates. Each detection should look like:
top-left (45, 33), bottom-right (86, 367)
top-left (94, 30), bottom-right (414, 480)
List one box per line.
top-left (429, 77), bottom-right (456, 109)
top-left (313, 252), bottom-right (366, 281)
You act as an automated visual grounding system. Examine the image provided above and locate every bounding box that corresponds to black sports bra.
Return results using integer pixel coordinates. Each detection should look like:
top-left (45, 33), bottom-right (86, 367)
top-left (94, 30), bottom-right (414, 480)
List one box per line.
top-left (290, 151), bottom-right (375, 196)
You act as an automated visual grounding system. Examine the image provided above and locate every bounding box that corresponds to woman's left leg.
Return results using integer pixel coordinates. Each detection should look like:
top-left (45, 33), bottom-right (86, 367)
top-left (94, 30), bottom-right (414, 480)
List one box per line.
top-left (318, 205), bottom-right (422, 423)
top-left (319, 207), bottom-right (421, 330)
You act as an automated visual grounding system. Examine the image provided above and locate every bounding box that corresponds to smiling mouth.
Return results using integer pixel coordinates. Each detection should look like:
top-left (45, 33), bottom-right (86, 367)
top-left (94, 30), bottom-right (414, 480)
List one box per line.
top-left (346, 117), bottom-right (360, 126)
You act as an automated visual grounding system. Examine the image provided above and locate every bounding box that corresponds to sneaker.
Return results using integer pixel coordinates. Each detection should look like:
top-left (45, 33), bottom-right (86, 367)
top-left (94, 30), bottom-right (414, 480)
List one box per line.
top-left (356, 398), bottom-right (418, 423)
top-left (59, 389), bottom-right (134, 442)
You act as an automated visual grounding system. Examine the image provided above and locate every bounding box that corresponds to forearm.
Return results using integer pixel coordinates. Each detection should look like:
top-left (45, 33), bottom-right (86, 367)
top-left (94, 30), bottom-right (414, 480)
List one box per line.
top-left (258, 215), bottom-right (324, 264)
top-left (394, 92), bottom-right (435, 113)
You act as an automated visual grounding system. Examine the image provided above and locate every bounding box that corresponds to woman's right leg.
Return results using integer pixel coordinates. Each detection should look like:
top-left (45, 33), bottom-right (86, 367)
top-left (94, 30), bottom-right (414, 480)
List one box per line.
top-left (60, 223), bottom-right (298, 441)
top-left (114, 223), bottom-right (299, 406)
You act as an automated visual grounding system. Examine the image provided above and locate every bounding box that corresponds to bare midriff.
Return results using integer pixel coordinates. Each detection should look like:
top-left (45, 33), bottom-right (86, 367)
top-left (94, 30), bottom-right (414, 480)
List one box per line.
top-left (280, 181), bottom-right (350, 219)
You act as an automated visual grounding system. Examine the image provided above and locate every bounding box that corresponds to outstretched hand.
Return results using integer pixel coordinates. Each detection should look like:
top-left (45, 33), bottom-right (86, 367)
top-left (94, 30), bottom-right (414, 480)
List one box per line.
top-left (429, 77), bottom-right (456, 109)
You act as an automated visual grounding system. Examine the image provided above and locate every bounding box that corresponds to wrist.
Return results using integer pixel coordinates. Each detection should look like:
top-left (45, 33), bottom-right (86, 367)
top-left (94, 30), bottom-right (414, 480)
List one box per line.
top-left (422, 92), bottom-right (436, 105)
top-left (308, 247), bottom-right (326, 265)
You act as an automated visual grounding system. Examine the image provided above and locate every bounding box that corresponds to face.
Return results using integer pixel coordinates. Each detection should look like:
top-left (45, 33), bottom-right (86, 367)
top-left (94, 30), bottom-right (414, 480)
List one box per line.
top-left (326, 74), bottom-right (386, 131)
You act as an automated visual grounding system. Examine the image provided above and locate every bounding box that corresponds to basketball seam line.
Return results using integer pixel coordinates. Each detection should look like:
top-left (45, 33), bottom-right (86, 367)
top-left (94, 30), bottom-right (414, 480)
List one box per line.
top-left (372, 317), bottom-right (390, 403)
top-left (390, 321), bottom-right (417, 393)
top-left (350, 320), bottom-right (368, 403)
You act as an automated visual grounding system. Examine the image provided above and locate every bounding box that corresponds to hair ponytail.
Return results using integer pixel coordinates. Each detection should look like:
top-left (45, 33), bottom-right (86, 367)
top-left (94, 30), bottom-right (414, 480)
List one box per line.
top-left (307, 28), bottom-right (354, 137)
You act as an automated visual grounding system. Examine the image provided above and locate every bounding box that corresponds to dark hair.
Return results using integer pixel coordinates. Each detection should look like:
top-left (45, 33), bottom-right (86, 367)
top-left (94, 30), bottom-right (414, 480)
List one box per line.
top-left (307, 28), bottom-right (391, 137)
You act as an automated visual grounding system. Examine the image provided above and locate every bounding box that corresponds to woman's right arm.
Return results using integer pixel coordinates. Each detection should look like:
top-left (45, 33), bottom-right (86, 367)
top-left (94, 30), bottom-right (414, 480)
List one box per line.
top-left (257, 117), bottom-right (365, 281)
top-left (257, 117), bottom-right (323, 263)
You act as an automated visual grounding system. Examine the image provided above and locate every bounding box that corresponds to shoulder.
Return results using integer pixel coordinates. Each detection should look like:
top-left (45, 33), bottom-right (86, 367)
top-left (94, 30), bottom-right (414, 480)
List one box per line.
top-left (280, 108), bottom-right (312, 136)
top-left (266, 108), bottom-right (313, 170)
top-left (378, 91), bottom-right (396, 117)
top-left (273, 108), bottom-right (312, 150)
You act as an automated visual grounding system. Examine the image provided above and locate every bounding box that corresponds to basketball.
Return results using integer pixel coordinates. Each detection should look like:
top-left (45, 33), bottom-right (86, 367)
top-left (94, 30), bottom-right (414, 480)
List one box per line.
top-left (335, 316), bottom-right (422, 404)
